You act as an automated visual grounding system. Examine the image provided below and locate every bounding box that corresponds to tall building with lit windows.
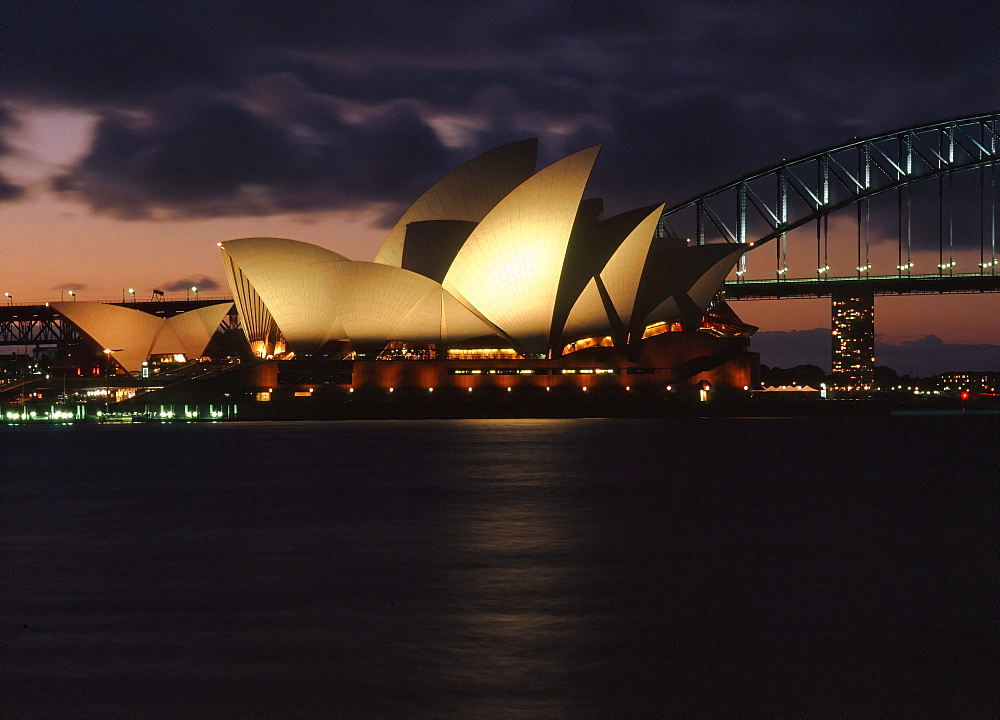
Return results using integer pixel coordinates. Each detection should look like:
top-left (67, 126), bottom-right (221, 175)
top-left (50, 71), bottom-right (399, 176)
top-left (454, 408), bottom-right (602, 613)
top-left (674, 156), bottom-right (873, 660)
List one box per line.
top-left (831, 293), bottom-right (875, 388)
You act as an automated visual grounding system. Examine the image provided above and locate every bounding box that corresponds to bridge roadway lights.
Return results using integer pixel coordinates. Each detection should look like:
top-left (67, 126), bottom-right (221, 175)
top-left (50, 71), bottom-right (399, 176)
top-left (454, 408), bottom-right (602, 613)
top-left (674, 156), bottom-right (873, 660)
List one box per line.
top-left (723, 273), bottom-right (1000, 299)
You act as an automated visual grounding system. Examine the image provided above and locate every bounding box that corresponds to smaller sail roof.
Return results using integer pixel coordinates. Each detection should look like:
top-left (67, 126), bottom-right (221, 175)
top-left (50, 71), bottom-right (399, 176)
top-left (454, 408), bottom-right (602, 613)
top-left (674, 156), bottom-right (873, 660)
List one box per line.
top-left (52, 301), bottom-right (233, 372)
top-left (53, 302), bottom-right (163, 373)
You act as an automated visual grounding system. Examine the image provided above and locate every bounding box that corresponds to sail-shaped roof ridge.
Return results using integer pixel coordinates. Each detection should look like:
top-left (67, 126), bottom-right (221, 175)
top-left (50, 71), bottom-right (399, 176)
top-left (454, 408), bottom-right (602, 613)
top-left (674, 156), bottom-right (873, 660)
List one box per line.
top-left (373, 138), bottom-right (538, 268)
top-left (552, 202), bottom-right (664, 349)
top-left (311, 261), bottom-right (494, 349)
top-left (221, 244), bottom-right (281, 357)
top-left (600, 204), bottom-right (664, 329)
top-left (221, 236), bottom-right (351, 263)
top-left (53, 301), bottom-right (235, 371)
top-left (560, 277), bottom-right (609, 342)
top-left (219, 237), bottom-right (349, 353)
top-left (162, 302), bottom-right (234, 359)
top-left (442, 145), bottom-right (602, 355)
top-left (51, 302), bottom-right (163, 373)
top-left (630, 244), bottom-right (748, 339)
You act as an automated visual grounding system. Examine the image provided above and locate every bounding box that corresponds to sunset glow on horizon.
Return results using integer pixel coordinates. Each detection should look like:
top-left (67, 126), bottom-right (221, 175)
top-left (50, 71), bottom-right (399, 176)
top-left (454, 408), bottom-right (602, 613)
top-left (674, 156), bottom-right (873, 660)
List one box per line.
top-left (2, 0), bottom-right (996, 372)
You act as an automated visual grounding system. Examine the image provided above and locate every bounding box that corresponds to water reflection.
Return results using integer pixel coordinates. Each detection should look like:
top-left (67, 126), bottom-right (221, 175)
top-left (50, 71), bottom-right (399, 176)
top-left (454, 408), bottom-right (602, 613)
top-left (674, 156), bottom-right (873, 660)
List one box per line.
top-left (434, 420), bottom-right (598, 716)
top-left (4, 417), bottom-right (993, 716)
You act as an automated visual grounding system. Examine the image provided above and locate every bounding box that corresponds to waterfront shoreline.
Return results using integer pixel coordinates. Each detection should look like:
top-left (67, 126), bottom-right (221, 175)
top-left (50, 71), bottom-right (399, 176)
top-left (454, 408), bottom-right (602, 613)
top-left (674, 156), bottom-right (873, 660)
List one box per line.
top-left (5, 396), bottom-right (996, 424)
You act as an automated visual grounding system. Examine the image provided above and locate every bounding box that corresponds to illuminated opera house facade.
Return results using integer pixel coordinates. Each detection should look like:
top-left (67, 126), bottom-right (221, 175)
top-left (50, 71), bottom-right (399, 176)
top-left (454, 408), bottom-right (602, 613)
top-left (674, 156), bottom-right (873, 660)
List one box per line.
top-left (218, 139), bottom-right (759, 395)
top-left (50, 139), bottom-right (758, 399)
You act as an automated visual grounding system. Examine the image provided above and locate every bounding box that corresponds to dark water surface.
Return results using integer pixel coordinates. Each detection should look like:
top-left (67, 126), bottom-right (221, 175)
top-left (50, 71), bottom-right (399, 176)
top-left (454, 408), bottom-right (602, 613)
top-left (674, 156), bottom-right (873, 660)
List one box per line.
top-left (2, 417), bottom-right (996, 717)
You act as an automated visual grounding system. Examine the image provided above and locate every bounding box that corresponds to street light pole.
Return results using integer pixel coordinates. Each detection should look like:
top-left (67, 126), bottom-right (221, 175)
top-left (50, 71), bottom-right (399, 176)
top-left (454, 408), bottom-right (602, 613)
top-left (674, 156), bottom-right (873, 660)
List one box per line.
top-left (103, 348), bottom-right (124, 415)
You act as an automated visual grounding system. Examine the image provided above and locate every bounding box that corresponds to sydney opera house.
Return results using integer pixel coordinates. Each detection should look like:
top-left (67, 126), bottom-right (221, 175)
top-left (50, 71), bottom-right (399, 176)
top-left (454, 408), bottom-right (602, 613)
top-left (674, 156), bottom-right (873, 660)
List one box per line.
top-left (54, 139), bottom-right (759, 400)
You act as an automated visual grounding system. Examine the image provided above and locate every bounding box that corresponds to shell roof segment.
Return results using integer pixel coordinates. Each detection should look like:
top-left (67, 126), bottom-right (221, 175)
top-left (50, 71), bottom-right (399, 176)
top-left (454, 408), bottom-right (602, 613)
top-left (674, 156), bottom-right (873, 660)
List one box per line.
top-left (160, 302), bottom-right (236, 358)
top-left (556, 203), bottom-right (664, 348)
top-left (442, 145), bottom-right (601, 355)
top-left (374, 138), bottom-right (538, 269)
top-left (631, 244), bottom-right (749, 338)
top-left (52, 301), bottom-right (232, 372)
top-left (52, 302), bottom-right (164, 373)
top-left (220, 237), bottom-right (350, 353)
top-left (313, 261), bottom-right (495, 349)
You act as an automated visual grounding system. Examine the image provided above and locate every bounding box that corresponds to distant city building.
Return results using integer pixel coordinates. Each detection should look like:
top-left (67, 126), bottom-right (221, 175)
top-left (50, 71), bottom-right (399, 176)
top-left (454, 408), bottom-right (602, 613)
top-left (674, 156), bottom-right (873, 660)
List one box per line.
top-left (935, 371), bottom-right (998, 393)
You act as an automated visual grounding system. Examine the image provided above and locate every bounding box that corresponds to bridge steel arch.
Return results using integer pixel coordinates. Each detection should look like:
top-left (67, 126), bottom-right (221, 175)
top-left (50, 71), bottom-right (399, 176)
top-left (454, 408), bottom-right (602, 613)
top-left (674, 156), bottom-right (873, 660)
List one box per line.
top-left (657, 112), bottom-right (998, 279)
top-left (654, 112), bottom-right (999, 389)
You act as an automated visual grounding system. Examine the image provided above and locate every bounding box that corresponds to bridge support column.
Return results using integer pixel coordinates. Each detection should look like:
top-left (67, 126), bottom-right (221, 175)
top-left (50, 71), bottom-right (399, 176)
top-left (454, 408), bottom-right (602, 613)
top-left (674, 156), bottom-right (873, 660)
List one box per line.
top-left (831, 292), bottom-right (875, 390)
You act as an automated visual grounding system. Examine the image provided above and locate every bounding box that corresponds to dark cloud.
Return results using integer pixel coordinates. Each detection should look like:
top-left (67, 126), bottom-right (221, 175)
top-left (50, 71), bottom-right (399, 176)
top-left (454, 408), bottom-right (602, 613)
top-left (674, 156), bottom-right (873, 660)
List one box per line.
top-left (0, 177), bottom-right (25, 201)
top-left (876, 335), bottom-right (1000, 377)
top-left (52, 282), bottom-right (88, 292)
top-left (160, 276), bottom-right (221, 293)
top-left (1, 1), bottom-right (669, 106)
top-left (751, 328), bottom-right (831, 370)
top-left (6, 0), bottom-right (996, 227)
top-left (0, 105), bottom-right (26, 201)
top-left (752, 328), bottom-right (1000, 376)
top-left (52, 90), bottom-right (454, 219)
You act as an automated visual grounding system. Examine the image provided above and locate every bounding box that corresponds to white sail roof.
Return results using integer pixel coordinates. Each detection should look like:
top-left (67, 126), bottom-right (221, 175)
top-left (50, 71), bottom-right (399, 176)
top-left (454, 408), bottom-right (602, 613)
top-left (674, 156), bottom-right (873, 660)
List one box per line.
top-left (443, 146), bottom-right (601, 354)
top-left (220, 237), bottom-right (349, 353)
top-left (52, 301), bottom-right (232, 372)
top-left (373, 139), bottom-right (537, 268)
top-left (313, 261), bottom-right (494, 347)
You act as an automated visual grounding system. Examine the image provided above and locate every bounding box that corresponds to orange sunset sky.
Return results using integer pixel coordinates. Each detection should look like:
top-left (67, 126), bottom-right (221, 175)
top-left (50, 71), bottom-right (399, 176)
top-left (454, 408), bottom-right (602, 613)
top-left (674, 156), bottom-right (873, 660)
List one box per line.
top-left (2, 1), bottom-right (996, 372)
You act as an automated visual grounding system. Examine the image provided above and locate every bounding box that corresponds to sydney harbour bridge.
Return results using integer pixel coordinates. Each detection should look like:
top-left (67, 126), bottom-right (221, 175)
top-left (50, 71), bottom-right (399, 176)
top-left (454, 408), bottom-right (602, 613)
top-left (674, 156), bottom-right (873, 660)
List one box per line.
top-left (661, 112), bottom-right (998, 383)
top-left (2, 112), bottom-right (997, 384)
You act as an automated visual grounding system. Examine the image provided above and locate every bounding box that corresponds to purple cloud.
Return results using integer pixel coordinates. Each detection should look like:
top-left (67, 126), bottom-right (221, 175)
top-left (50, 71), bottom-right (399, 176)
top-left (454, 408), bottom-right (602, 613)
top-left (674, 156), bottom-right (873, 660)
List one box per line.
top-left (752, 328), bottom-right (999, 376)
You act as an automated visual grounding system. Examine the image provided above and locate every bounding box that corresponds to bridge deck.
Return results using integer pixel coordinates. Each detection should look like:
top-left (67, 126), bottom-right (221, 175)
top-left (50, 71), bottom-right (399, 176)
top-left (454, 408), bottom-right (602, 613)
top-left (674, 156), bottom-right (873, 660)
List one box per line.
top-left (0, 299), bottom-right (234, 320)
top-left (723, 273), bottom-right (1000, 299)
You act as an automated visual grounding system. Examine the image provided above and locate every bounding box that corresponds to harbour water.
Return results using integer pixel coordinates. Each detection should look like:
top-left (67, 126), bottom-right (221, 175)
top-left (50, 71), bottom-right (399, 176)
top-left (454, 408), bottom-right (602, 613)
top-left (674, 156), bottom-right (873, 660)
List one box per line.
top-left (2, 416), bottom-right (995, 716)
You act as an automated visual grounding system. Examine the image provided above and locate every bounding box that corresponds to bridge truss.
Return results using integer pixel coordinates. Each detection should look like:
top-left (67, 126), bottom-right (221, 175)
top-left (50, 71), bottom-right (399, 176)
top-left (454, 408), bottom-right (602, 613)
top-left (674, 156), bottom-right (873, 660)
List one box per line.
top-left (658, 112), bottom-right (998, 281)
top-left (0, 307), bottom-right (83, 346)
top-left (0, 300), bottom-right (237, 349)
